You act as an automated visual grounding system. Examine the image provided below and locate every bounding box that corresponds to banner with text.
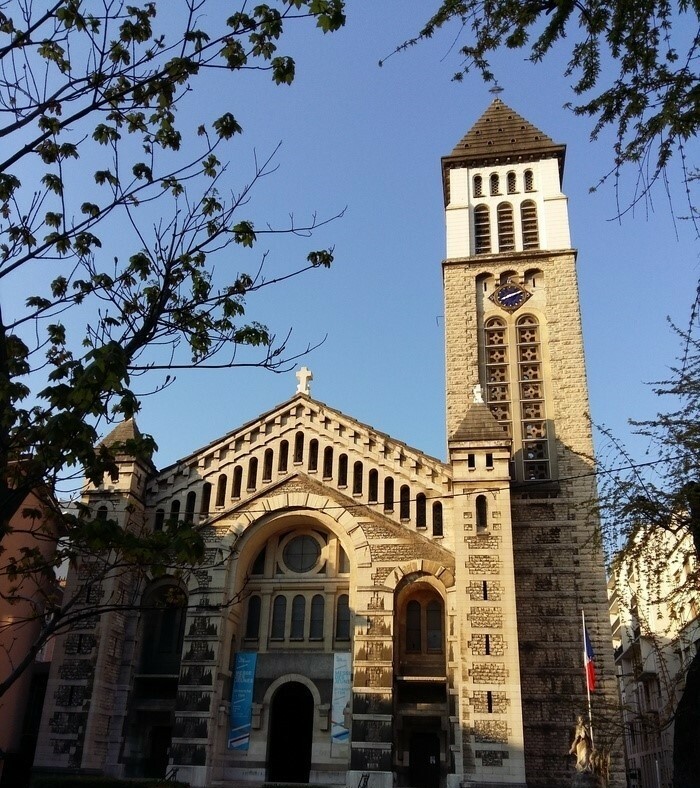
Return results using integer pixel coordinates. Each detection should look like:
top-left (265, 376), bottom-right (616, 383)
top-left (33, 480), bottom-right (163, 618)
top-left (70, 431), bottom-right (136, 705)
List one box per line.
top-left (228, 652), bottom-right (257, 750)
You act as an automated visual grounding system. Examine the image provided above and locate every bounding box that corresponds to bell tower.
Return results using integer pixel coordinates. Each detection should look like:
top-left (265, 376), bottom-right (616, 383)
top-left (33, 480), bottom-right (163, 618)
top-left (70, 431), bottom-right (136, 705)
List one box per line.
top-left (443, 100), bottom-right (622, 786)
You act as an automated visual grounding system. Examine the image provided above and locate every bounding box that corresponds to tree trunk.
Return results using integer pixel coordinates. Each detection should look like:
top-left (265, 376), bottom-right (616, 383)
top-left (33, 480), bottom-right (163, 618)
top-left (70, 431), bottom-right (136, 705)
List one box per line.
top-left (673, 648), bottom-right (700, 787)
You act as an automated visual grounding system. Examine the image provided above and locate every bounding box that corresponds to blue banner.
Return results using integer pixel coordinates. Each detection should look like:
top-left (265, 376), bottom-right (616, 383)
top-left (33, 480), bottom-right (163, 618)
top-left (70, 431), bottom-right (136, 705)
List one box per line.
top-left (228, 652), bottom-right (257, 750)
top-left (331, 652), bottom-right (352, 745)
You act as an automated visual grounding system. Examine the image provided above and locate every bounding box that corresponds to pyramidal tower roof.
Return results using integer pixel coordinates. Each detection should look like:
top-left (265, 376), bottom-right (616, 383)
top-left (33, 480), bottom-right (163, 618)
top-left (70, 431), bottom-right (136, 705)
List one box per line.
top-left (450, 400), bottom-right (509, 444)
top-left (443, 98), bottom-right (565, 170)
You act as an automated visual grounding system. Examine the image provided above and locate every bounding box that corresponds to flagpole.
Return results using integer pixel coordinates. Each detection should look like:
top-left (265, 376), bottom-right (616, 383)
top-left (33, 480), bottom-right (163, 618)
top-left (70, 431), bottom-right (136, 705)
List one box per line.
top-left (582, 609), bottom-right (595, 749)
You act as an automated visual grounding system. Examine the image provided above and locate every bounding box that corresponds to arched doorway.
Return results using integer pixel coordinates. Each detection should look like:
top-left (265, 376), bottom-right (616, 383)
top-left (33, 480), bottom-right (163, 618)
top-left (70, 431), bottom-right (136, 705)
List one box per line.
top-left (267, 681), bottom-right (314, 782)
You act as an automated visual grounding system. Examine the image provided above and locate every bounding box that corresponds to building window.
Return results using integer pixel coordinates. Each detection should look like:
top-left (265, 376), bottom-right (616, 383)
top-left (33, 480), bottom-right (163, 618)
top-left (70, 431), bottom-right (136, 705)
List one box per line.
top-left (384, 477), bottom-right (394, 512)
top-left (308, 439), bottom-right (319, 472)
top-left (426, 600), bottom-right (443, 652)
top-left (338, 454), bottom-right (348, 487)
top-left (400, 485), bottom-right (410, 520)
top-left (473, 174), bottom-right (483, 197)
top-left (245, 595), bottom-right (261, 639)
top-left (263, 449), bottom-right (273, 482)
top-left (507, 171), bottom-right (517, 194)
top-left (474, 205), bottom-right (491, 254)
top-left (271, 595), bottom-right (286, 640)
top-left (432, 502), bottom-right (443, 536)
top-left (200, 482), bottom-right (212, 515)
top-left (97, 505), bottom-right (108, 521)
top-left (353, 461), bottom-right (363, 495)
top-left (294, 431), bottom-right (304, 464)
top-left (247, 457), bottom-right (258, 490)
top-left (216, 474), bottom-right (227, 507)
top-left (169, 499), bottom-right (180, 521)
top-left (278, 440), bottom-right (289, 473)
top-left (524, 169), bottom-right (534, 191)
top-left (476, 495), bottom-right (488, 532)
top-left (251, 547), bottom-right (266, 575)
top-left (497, 202), bottom-right (515, 252)
top-left (517, 314), bottom-right (549, 479)
top-left (485, 316), bottom-right (511, 435)
top-left (416, 494), bottom-right (426, 528)
top-left (291, 595), bottom-right (306, 639)
top-left (154, 509), bottom-right (165, 532)
top-left (368, 469), bottom-right (378, 503)
top-left (335, 594), bottom-right (351, 640)
top-left (284, 535), bottom-right (321, 573)
top-left (232, 466), bottom-right (243, 498)
top-left (185, 491), bottom-right (196, 523)
top-left (521, 200), bottom-right (539, 249)
top-left (139, 583), bottom-right (187, 675)
top-left (406, 600), bottom-right (421, 652)
top-left (323, 446), bottom-right (333, 478)
top-left (310, 594), bottom-right (324, 639)
top-left (490, 173), bottom-right (500, 195)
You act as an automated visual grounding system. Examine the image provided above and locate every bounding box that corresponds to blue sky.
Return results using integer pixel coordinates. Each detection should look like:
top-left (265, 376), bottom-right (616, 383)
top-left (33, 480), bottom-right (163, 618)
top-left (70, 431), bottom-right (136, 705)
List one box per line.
top-left (121, 2), bottom-right (700, 471)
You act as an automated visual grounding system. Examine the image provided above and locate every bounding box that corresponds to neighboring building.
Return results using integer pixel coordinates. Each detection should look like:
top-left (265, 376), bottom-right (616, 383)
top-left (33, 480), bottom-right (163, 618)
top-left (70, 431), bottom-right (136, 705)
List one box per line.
top-left (609, 530), bottom-right (700, 788)
top-left (33, 100), bottom-right (621, 788)
top-left (0, 487), bottom-right (60, 787)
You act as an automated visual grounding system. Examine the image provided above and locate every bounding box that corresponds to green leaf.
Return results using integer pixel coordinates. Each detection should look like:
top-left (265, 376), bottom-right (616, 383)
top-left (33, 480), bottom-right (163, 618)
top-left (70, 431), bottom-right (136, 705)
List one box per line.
top-left (213, 112), bottom-right (242, 139)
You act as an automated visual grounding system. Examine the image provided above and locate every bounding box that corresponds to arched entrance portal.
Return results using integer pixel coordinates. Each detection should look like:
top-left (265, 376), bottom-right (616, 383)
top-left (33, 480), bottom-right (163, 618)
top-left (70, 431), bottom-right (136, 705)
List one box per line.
top-left (267, 681), bottom-right (314, 782)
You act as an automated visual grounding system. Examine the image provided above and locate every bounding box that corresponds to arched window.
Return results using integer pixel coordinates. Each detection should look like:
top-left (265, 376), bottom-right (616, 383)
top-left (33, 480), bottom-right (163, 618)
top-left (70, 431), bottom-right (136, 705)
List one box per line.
top-left (247, 457), bottom-right (258, 490)
top-left (517, 314), bottom-right (549, 479)
top-left (473, 174), bottom-right (483, 197)
top-left (154, 509), bottom-right (165, 532)
top-left (485, 316), bottom-right (511, 435)
top-left (507, 171), bottom-right (517, 194)
top-left (432, 502), bottom-right (443, 536)
top-left (97, 505), bottom-right (108, 521)
top-left (497, 202), bottom-right (515, 252)
top-left (232, 466), bottom-right (243, 498)
top-left (291, 595), bottom-right (306, 639)
top-left (474, 205), bottom-right (491, 254)
top-left (308, 439), bottom-right (319, 472)
top-left (310, 594), bottom-right (324, 639)
top-left (216, 474), bottom-right (227, 507)
top-left (384, 477), bottom-right (394, 512)
top-left (278, 440), bottom-right (289, 473)
top-left (521, 200), bottom-right (539, 249)
top-left (406, 600), bottom-right (421, 652)
top-left (139, 583), bottom-right (187, 675)
top-left (263, 449), bottom-right (273, 482)
top-left (335, 594), bottom-right (350, 640)
top-left (338, 454), bottom-right (348, 487)
top-left (271, 595), bottom-right (286, 640)
top-left (200, 482), bottom-right (212, 516)
top-left (368, 470), bottom-right (378, 503)
top-left (416, 494), bottom-right (426, 528)
top-left (400, 485), bottom-right (410, 520)
top-left (323, 446), bottom-right (333, 479)
top-left (169, 499), bottom-right (180, 521)
top-left (476, 494), bottom-right (488, 532)
top-left (489, 173), bottom-right (500, 195)
top-left (185, 491), bottom-right (196, 523)
top-left (245, 595), bottom-right (261, 639)
top-left (294, 431), bottom-right (304, 464)
top-left (353, 461), bottom-right (363, 495)
top-left (524, 169), bottom-right (534, 191)
top-left (426, 600), bottom-right (443, 652)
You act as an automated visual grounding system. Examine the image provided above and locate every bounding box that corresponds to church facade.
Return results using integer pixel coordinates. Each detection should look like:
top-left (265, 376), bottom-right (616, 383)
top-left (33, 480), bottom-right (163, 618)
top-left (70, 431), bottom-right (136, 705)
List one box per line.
top-left (34, 100), bottom-right (620, 788)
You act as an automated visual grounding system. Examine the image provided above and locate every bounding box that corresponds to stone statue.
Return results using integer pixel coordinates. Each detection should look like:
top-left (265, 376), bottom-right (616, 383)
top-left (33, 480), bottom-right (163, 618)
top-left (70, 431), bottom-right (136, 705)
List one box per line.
top-left (569, 716), bottom-right (593, 772)
top-left (569, 716), bottom-right (609, 788)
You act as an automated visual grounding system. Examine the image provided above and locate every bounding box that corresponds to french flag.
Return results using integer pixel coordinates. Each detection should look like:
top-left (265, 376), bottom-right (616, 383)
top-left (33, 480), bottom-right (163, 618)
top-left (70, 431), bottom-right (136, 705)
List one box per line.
top-left (584, 627), bottom-right (596, 692)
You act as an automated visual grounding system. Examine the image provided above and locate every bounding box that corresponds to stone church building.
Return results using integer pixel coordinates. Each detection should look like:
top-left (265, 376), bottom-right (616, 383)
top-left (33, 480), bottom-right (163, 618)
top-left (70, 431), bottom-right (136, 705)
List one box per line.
top-left (34, 100), bottom-right (620, 788)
